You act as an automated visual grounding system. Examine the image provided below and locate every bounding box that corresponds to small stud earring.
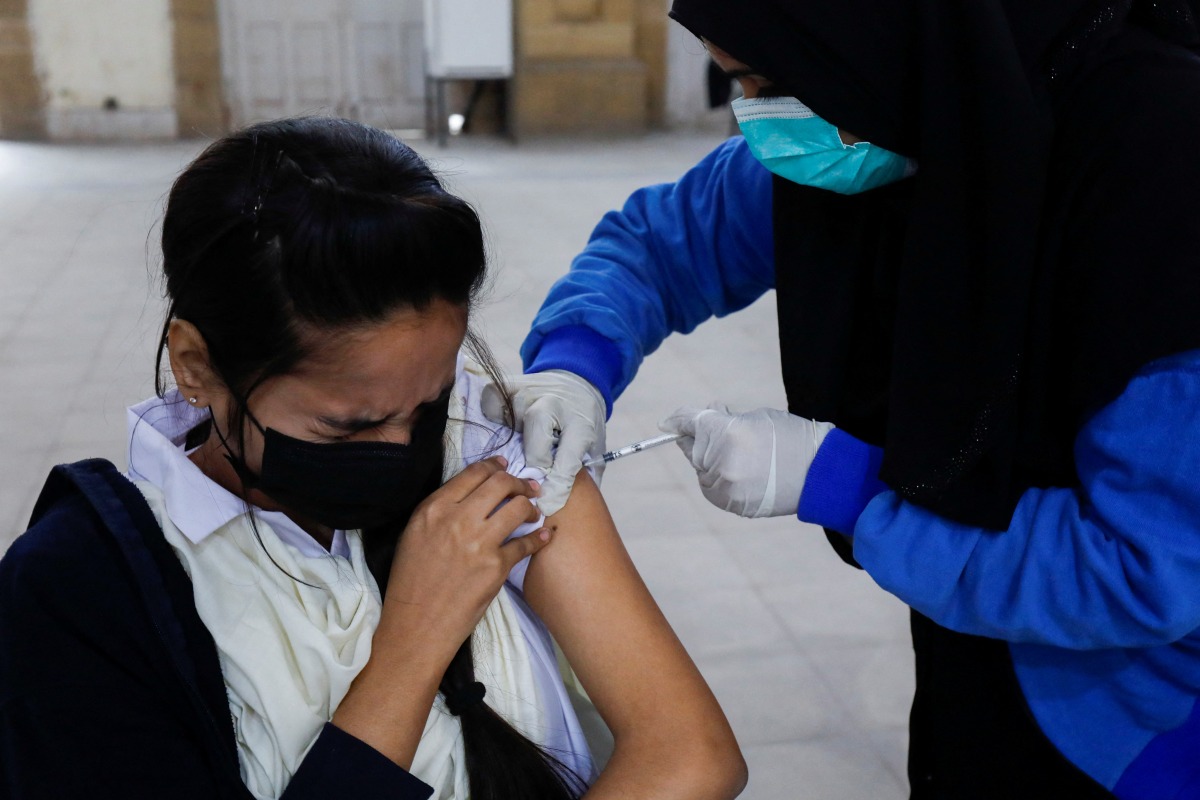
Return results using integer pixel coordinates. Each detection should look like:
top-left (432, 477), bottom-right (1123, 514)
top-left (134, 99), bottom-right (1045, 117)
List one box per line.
top-left (188, 397), bottom-right (198, 405)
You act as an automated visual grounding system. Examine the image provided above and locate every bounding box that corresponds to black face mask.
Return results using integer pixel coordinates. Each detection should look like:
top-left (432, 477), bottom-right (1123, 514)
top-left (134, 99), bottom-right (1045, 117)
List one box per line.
top-left (214, 392), bottom-right (450, 531)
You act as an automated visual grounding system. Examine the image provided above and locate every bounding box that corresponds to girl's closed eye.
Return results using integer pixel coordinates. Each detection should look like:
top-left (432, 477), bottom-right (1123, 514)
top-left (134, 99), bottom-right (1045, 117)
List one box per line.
top-left (315, 388), bottom-right (452, 441)
top-left (313, 415), bottom-right (392, 442)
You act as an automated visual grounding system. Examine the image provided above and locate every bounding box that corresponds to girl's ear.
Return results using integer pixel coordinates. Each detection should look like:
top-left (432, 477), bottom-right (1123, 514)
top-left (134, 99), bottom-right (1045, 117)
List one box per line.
top-left (167, 319), bottom-right (222, 408)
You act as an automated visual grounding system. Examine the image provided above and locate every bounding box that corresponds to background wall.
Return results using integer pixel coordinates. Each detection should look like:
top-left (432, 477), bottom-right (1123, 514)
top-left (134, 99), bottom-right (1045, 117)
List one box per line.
top-left (0, 0), bottom-right (44, 139)
top-left (28, 0), bottom-right (178, 139)
top-left (665, 5), bottom-right (735, 133)
top-left (171, 0), bottom-right (223, 137)
top-left (513, 0), bottom-right (650, 136)
top-left (4, 0), bottom-right (728, 141)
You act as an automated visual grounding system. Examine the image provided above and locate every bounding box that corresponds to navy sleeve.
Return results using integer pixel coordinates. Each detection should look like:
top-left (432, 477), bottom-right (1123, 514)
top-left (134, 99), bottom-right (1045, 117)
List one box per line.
top-left (799, 350), bottom-right (1200, 650)
top-left (0, 500), bottom-right (231, 799)
top-left (283, 724), bottom-right (433, 800)
top-left (521, 136), bottom-right (775, 405)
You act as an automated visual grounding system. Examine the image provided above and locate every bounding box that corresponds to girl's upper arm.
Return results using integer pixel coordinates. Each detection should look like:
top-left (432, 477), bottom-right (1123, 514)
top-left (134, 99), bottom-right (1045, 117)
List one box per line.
top-left (521, 471), bottom-right (745, 797)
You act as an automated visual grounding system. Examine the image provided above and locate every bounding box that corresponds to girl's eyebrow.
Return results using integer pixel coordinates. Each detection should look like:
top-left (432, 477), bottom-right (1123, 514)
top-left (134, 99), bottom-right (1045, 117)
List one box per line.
top-left (317, 382), bottom-right (455, 432)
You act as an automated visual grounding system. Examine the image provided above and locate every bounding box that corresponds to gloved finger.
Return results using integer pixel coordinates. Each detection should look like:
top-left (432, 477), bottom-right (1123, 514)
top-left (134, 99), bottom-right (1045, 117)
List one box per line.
top-left (674, 434), bottom-right (697, 464)
top-left (521, 402), bottom-right (562, 470)
top-left (550, 421), bottom-right (592, 480)
top-left (689, 407), bottom-right (735, 474)
top-left (578, 426), bottom-right (607, 486)
top-left (537, 470), bottom-right (573, 517)
top-left (586, 458), bottom-right (606, 487)
top-left (658, 406), bottom-right (708, 437)
top-left (480, 380), bottom-right (517, 429)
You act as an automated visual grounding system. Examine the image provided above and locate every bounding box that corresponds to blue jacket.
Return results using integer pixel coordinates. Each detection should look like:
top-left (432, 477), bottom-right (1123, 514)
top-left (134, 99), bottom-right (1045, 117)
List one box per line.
top-left (522, 137), bottom-right (1200, 798)
top-left (0, 460), bottom-right (434, 800)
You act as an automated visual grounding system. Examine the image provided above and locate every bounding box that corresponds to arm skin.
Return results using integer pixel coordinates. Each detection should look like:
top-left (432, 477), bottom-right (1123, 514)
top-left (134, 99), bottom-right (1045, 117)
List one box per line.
top-left (524, 472), bottom-right (748, 799)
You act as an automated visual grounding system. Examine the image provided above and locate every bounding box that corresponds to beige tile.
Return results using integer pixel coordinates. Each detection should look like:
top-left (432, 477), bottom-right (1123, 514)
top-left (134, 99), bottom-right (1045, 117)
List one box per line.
top-left (868, 728), bottom-right (911, 789)
top-left (652, 585), bottom-right (795, 661)
top-left (604, 484), bottom-right (725, 541)
top-left (805, 644), bottom-right (916, 733)
top-left (623, 531), bottom-right (753, 594)
top-left (761, 573), bottom-right (913, 650)
top-left (713, 518), bottom-right (861, 591)
top-left (0, 486), bottom-right (33, 549)
top-left (740, 738), bottom-right (908, 800)
top-left (698, 649), bottom-right (852, 747)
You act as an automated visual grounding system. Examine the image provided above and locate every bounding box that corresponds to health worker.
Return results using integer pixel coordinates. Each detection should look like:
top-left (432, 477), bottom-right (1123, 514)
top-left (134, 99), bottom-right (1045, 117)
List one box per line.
top-left (485, 1), bottom-right (1200, 797)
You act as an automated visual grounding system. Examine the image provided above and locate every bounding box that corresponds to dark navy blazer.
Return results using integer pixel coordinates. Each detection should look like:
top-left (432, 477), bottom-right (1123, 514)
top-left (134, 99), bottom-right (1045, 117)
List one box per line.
top-left (0, 460), bottom-right (433, 800)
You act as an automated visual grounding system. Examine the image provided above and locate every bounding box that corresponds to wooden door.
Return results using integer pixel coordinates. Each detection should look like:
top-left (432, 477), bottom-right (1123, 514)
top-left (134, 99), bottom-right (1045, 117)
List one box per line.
top-left (218, 0), bottom-right (425, 130)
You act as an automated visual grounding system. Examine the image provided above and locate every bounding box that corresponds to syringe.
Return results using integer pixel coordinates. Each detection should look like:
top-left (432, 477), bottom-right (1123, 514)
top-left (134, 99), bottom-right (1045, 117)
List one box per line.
top-left (583, 433), bottom-right (683, 468)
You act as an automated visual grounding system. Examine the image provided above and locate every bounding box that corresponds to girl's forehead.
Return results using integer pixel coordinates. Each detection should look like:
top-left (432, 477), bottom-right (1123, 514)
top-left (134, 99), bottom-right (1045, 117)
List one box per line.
top-left (269, 302), bottom-right (466, 415)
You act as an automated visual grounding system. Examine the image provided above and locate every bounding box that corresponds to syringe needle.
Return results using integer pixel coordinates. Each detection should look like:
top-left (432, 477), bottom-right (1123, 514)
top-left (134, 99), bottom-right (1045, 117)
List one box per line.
top-left (583, 433), bottom-right (683, 468)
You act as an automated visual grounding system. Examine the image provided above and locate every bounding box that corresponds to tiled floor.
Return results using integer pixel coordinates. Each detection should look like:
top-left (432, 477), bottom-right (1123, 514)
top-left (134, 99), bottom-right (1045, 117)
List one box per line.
top-left (0, 132), bottom-right (912, 799)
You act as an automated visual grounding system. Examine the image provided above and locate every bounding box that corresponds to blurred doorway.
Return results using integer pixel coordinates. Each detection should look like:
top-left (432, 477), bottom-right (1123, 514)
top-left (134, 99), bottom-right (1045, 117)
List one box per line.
top-left (217, 0), bottom-right (426, 130)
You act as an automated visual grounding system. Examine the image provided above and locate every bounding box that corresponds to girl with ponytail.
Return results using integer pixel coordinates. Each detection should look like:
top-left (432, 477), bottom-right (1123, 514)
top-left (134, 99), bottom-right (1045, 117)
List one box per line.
top-left (0, 117), bottom-right (747, 800)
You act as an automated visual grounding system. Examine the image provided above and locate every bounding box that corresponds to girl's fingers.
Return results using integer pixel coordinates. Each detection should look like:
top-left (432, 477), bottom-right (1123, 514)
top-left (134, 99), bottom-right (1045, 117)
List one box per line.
top-left (500, 527), bottom-right (552, 571)
top-left (460, 469), bottom-right (539, 519)
top-left (483, 495), bottom-right (542, 541)
top-left (437, 456), bottom-right (509, 502)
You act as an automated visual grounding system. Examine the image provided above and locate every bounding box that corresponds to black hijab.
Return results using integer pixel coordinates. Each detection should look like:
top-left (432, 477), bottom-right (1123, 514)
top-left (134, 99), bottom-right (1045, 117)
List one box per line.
top-left (670, 0), bottom-right (1200, 528)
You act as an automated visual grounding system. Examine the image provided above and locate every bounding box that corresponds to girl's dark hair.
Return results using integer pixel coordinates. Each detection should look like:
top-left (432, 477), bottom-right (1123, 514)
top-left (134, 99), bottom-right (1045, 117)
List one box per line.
top-left (155, 116), bottom-right (584, 798)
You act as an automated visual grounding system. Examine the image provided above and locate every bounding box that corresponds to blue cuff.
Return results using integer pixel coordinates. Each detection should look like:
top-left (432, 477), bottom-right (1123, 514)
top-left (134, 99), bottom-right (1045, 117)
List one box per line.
top-left (1114, 696), bottom-right (1200, 800)
top-left (797, 428), bottom-right (888, 535)
top-left (524, 325), bottom-right (622, 419)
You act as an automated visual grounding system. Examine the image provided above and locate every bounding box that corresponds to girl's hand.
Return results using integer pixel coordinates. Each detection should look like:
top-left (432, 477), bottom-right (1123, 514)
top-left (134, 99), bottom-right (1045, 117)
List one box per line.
top-left (381, 456), bottom-right (549, 657)
top-left (333, 456), bottom-right (549, 769)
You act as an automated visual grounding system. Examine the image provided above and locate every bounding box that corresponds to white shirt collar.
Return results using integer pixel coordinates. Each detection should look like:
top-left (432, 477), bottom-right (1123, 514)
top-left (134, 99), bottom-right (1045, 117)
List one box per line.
top-left (125, 390), bottom-right (350, 559)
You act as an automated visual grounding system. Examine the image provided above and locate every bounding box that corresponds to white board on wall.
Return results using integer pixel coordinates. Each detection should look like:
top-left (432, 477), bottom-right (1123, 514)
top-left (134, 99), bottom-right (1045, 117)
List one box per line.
top-left (424, 0), bottom-right (514, 79)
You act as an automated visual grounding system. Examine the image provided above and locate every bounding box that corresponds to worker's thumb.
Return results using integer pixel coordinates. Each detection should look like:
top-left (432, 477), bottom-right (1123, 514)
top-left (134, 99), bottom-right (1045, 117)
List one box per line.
top-left (480, 379), bottom-right (519, 430)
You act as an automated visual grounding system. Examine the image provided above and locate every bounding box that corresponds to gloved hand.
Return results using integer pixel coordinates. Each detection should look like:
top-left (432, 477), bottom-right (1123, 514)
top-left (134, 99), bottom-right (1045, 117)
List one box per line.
top-left (480, 370), bottom-right (607, 516)
top-left (659, 405), bottom-right (835, 518)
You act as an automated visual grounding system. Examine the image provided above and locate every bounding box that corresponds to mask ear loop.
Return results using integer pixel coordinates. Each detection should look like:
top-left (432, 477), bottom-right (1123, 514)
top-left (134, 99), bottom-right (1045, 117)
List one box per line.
top-left (208, 397), bottom-right (267, 490)
top-left (207, 400), bottom-right (323, 589)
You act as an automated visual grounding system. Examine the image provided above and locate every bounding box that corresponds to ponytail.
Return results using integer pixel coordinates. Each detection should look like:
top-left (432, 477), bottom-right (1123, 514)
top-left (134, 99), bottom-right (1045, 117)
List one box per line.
top-left (440, 642), bottom-right (585, 799)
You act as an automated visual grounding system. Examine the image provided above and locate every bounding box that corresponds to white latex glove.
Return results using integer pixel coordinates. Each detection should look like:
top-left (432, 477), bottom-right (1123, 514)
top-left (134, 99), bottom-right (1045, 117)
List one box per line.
top-left (659, 405), bottom-right (835, 518)
top-left (480, 370), bottom-right (607, 516)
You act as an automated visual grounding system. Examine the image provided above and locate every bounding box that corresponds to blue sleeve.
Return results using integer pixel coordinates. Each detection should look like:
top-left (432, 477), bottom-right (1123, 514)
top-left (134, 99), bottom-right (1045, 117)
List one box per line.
top-left (799, 350), bottom-right (1200, 650)
top-left (521, 136), bottom-right (775, 406)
